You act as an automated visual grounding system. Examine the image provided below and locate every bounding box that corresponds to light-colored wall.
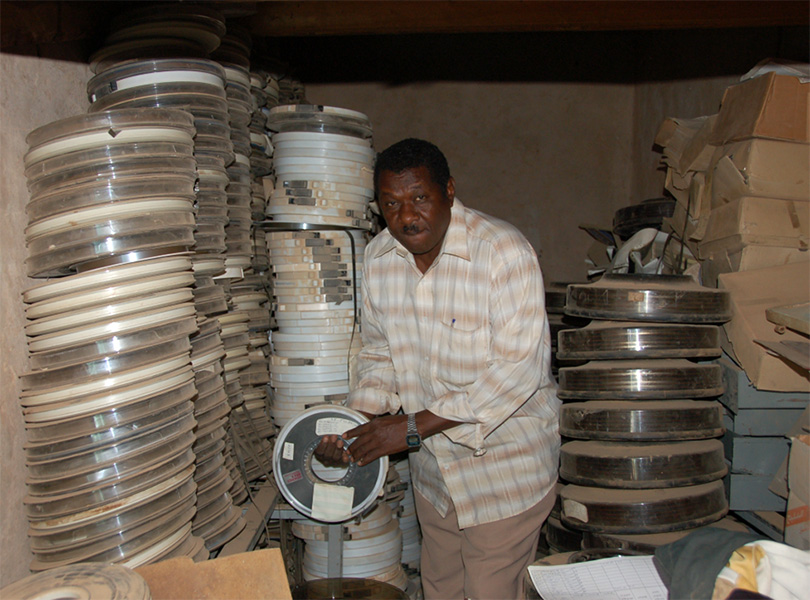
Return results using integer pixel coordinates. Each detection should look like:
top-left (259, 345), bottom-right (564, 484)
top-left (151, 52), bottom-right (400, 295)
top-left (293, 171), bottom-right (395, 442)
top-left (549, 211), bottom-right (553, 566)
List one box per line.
top-left (631, 76), bottom-right (741, 201)
top-left (307, 81), bottom-right (635, 283)
top-left (0, 53), bottom-right (91, 586)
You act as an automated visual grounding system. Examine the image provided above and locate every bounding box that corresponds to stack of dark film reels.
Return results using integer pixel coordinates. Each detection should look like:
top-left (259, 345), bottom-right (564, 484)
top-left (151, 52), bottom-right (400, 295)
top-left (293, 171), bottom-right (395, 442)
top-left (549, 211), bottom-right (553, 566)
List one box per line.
top-left (554, 273), bottom-right (740, 554)
top-left (544, 282), bottom-right (589, 382)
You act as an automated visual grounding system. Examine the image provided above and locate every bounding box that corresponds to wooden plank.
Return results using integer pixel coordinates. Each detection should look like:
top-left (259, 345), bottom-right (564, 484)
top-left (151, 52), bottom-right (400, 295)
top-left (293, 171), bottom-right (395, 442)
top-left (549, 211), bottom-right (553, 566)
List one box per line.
top-left (0, 1), bottom-right (119, 48)
top-left (248, 1), bottom-right (810, 37)
top-left (3, 1), bottom-right (808, 53)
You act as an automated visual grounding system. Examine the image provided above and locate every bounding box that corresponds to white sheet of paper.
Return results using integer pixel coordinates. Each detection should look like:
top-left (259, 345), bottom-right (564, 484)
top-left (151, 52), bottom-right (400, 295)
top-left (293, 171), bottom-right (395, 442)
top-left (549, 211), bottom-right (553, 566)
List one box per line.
top-left (528, 555), bottom-right (667, 600)
top-left (310, 482), bottom-right (354, 522)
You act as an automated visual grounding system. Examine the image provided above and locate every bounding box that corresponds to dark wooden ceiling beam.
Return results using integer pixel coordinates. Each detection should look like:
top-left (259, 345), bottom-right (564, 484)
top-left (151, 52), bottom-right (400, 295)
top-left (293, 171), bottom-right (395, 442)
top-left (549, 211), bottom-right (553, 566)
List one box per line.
top-left (247, 1), bottom-right (810, 37)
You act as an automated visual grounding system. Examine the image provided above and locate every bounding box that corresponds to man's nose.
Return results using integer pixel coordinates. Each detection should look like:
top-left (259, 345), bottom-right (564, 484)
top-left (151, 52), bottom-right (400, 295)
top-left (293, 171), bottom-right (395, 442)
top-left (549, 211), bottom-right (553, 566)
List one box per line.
top-left (399, 200), bottom-right (418, 223)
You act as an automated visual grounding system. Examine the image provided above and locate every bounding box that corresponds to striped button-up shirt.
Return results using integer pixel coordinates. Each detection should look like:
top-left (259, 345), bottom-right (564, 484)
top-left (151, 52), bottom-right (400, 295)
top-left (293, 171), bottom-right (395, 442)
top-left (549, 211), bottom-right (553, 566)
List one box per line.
top-left (349, 199), bottom-right (560, 529)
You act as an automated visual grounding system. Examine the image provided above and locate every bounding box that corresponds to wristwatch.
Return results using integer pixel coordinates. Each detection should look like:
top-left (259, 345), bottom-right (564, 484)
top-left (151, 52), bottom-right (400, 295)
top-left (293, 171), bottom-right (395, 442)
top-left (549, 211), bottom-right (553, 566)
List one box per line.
top-left (406, 413), bottom-right (421, 449)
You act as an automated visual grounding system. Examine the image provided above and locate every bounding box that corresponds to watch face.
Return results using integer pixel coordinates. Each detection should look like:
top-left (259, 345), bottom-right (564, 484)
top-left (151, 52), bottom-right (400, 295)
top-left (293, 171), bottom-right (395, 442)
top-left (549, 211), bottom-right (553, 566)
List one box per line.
top-left (406, 433), bottom-right (421, 447)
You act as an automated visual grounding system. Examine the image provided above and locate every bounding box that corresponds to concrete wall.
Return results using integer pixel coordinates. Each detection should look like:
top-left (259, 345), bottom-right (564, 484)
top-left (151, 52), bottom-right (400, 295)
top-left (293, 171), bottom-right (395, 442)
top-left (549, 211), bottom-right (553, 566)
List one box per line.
top-left (307, 81), bottom-right (635, 283)
top-left (631, 76), bottom-right (740, 201)
top-left (0, 54), bottom-right (91, 586)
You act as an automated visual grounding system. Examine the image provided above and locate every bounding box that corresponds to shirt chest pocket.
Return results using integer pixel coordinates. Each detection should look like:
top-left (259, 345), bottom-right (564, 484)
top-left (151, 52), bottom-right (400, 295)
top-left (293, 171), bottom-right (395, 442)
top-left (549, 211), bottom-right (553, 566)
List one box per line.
top-left (434, 317), bottom-right (488, 388)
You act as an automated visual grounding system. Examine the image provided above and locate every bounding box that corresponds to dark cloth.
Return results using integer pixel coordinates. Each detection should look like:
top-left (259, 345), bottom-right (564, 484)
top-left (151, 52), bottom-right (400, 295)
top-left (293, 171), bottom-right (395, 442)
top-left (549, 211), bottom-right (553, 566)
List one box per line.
top-left (653, 528), bottom-right (765, 600)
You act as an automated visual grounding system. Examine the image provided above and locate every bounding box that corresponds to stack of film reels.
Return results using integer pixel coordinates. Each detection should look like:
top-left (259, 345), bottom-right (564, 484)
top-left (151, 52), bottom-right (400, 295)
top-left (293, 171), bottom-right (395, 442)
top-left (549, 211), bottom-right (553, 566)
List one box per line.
top-left (292, 503), bottom-right (409, 590)
top-left (554, 273), bottom-right (737, 553)
top-left (261, 107), bottom-right (417, 593)
top-left (544, 282), bottom-right (589, 381)
top-left (273, 406), bottom-right (411, 592)
top-left (263, 104), bottom-right (374, 425)
top-left (20, 110), bottom-right (209, 570)
top-left (209, 27), bottom-right (277, 497)
top-left (87, 57), bottom-right (233, 276)
top-left (86, 7), bottom-right (279, 550)
top-left (391, 458), bottom-right (422, 574)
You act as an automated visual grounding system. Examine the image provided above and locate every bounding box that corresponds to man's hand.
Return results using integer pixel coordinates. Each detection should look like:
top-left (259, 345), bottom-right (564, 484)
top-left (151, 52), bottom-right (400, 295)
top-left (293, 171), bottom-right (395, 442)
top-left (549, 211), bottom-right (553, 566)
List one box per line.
top-left (342, 414), bottom-right (410, 466)
top-left (313, 434), bottom-right (352, 466)
top-left (313, 410), bottom-right (460, 468)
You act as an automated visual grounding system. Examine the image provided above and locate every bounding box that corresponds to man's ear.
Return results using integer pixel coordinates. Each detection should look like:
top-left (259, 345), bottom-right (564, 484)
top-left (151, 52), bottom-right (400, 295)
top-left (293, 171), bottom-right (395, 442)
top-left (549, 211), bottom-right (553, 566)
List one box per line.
top-left (446, 177), bottom-right (456, 202)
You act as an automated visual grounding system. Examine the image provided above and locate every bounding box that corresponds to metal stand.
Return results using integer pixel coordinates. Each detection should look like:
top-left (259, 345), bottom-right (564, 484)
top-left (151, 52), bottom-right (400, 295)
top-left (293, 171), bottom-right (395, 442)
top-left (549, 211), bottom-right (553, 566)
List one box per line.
top-left (327, 523), bottom-right (344, 578)
top-left (272, 504), bottom-right (349, 583)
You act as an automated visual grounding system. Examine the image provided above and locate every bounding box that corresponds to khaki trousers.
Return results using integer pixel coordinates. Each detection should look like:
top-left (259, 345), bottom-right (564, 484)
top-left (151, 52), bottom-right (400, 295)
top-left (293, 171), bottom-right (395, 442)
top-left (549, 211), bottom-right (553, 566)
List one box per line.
top-left (414, 487), bottom-right (555, 600)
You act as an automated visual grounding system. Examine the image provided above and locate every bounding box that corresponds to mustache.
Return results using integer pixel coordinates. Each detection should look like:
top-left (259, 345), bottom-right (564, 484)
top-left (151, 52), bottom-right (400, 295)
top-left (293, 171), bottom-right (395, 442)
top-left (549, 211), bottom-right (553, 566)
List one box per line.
top-left (402, 224), bottom-right (421, 234)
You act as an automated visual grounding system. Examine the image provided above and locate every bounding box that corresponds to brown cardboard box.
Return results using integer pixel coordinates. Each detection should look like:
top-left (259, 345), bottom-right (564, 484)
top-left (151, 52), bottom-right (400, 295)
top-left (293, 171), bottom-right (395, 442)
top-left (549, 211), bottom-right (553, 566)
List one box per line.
top-left (718, 262), bottom-right (810, 392)
top-left (709, 139), bottom-right (810, 206)
top-left (785, 434), bottom-right (810, 549)
top-left (701, 245), bottom-right (809, 287)
top-left (135, 548), bottom-right (292, 600)
top-left (769, 405), bottom-right (809, 500)
top-left (664, 167), bottom-right (692, 207)
top-left (656, 115), bottom-right (718, 174)
top-left (710, 72), bottom-right (810, 145)
top-left (698, 197), bottom-right (810, 257)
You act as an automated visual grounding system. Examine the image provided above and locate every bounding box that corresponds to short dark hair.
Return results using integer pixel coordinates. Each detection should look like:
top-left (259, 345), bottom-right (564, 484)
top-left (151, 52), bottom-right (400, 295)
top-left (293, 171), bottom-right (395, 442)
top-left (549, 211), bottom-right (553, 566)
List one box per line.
top-left (374, 138), bottom-right (451, 190)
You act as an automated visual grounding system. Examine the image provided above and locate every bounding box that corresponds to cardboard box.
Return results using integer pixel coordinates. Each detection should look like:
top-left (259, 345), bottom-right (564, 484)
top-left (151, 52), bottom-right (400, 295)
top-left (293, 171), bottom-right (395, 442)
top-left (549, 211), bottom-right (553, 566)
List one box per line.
top-left (664, 166), bottom-right (692, 207)
top-left (709, 139), bottom-right (810, 206)
top-left (698, 196), bottom-right (810, 257)
top-left (656, 114), bottom-right (718, 174)
top-left (718, 262), bottom-right (810, 392)
top-left (710, 72), bottom-right (810, 145)
top-left (769, 405), bottom-right (809, 500)
top-left (701, 245), bottom-right (810, 287)
top-left (785, 434), bottom-right (810, 549)
top-left (135, 548), bottom-right (292, 600)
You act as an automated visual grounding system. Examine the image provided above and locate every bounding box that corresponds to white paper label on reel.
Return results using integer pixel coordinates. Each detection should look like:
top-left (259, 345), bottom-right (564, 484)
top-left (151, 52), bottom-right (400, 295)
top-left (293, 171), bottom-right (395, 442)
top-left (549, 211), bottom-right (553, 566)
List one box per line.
top-left (315, 417), bottom-right (356, 436)
top-left (283, 442), bottom-right (295, 460)
top-left (563, 499), bottom-right (589, 523)
top-left (311, 482), bottom-right (354, 522)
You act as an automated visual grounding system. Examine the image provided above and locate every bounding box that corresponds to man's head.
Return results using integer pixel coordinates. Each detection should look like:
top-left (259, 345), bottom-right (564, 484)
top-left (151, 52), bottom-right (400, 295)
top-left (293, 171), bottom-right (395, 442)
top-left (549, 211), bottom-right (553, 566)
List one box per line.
top-left (374, 139), bottom-right (455, 272)
top-left (374, 138), bottom-right (451, 192)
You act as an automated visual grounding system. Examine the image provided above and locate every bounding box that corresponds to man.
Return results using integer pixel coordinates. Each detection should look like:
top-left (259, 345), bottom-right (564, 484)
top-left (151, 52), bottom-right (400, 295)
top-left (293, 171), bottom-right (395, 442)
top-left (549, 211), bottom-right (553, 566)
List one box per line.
top-left (316, 138), bottom-right (560, 599)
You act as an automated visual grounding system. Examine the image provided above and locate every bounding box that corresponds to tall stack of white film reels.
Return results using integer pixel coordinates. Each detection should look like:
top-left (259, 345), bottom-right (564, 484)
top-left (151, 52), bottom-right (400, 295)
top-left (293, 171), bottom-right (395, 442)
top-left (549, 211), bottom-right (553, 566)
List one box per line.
top-left (86, 5), bottom-right (255, 550)
top-left (20, 110), bottom-right (208, 570)
top-left (262, 106), bottom-right (416, 594)
top-left (263, 105), bottom-right (374, 426)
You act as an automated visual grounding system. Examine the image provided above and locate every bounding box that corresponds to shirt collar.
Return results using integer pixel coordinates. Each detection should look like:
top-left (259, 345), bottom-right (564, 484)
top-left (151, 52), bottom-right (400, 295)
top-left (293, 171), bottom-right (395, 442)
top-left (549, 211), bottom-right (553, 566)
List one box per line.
top-left (372, 198), bottom-right (471, 262)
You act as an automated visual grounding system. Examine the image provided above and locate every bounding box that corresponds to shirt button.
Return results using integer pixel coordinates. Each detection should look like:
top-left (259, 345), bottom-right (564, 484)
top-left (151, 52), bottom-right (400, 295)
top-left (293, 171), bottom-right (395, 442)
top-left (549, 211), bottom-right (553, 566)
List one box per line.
top-left (474, 447), bottom-right (487, 457)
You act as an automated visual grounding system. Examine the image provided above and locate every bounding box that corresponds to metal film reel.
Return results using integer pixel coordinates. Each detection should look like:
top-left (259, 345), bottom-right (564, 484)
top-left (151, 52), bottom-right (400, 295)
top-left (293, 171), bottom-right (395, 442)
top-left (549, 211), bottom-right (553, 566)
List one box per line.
top-left (273, 405), bottom-right (388, 522)
top-left (565, 274), bottom-right (731, 323)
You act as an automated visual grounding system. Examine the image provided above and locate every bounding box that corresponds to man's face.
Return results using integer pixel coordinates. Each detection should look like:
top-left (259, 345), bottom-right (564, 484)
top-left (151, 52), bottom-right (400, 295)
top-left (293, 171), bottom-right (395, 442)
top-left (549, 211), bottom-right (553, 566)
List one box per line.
top-left (377, 166), bottom-right (455, 271)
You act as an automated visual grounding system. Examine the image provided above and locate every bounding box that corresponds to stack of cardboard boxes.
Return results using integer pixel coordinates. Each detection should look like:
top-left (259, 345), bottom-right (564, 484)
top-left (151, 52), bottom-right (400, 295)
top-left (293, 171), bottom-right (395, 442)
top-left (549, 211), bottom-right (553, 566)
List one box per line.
top-left (655, 70), bottom-right (809, 548)
top-left (656, 71), bottom-right (809, 288)
top-left (655, 70), bottom-right (809, 392)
